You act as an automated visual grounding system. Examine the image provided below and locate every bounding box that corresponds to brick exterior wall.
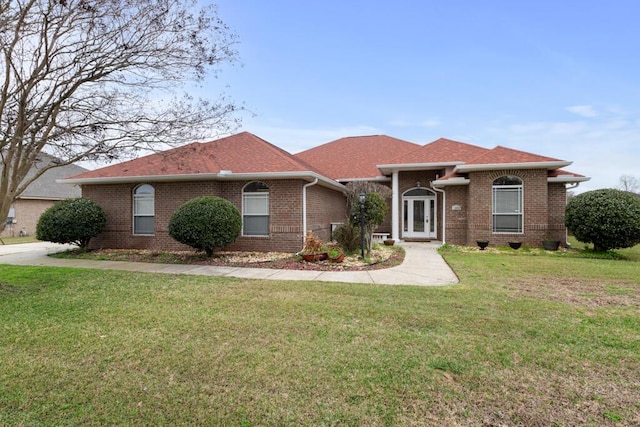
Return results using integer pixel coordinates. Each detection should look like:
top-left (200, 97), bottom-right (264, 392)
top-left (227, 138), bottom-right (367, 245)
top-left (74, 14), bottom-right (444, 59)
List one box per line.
top-left (306, 184), bottom-right (348, 243)
top-left (82, 179), bottom-right (346, 253)
top-left (444, 169), bottom-right (566, 247)
top-left (547, 183), bottom-right (568, 243)
top-left (443, 185), bottom-right (469, 245)
top-left (1, 199), bottom-right (55, 238)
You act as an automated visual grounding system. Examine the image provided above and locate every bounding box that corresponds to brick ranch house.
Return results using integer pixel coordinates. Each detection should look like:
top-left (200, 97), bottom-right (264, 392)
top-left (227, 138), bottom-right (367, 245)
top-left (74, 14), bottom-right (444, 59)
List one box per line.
top-left (61, 131), bottom-right (589, 252)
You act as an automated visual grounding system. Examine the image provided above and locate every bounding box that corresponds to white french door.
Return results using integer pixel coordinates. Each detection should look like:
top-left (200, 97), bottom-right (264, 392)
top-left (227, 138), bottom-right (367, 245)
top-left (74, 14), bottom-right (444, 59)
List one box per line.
top-left (402, 188), bottom-right (437, 239)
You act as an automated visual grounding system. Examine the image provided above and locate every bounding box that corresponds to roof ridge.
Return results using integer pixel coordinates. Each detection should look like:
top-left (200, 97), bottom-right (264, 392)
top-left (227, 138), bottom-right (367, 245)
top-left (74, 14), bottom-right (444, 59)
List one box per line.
top-left (245, 132), bottom-right (321, 172)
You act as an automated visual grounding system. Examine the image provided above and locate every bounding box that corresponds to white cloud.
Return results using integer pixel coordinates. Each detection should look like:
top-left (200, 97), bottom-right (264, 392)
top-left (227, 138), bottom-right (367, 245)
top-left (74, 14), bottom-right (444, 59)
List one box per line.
top-left (566, 105), bottom-right (599, 118)
top-left (419, 119), bottom-right (441, 128)
top-left (388, 118), bottom-right (441, 128)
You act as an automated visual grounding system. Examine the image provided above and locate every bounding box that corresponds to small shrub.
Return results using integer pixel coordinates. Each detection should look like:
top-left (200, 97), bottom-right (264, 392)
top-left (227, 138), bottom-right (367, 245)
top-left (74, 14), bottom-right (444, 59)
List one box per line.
top-left (168, 196), bottom-right (241, 257)
top-left (36, 198), bottom-right (106, 248)
top-left (332, 222), bottom-right (361, 253)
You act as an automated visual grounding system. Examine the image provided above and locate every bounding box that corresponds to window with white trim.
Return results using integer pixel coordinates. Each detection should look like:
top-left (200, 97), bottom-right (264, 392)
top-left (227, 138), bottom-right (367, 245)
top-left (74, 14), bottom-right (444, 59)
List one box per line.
top-left (243, 181), bottom-right (269, 236)
top-left (492, 175), bottom-right (523, 233)
top-left (133, 184), bottom-right (155, 235)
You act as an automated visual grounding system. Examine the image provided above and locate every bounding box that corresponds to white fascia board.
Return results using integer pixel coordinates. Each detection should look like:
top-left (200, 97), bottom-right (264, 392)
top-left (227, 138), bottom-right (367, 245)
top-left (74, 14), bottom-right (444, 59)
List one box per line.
top-left (431, 177), bottom-right (470, 187)
top-left (455, 161), bottom-right (572, 172)
top-left (547, 176), bottom-right (591, 184)
top-left (377, 162), bottom-right (462, 174)
top-left (58, 171), bottom-right (346, 192)
top-left (336, 176), bottom-right (391, 183)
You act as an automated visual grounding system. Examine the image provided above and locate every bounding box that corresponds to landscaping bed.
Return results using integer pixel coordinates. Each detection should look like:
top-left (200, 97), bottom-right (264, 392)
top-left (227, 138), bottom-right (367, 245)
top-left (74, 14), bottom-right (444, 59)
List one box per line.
top-left (53, 245), bottom-right (405, 271)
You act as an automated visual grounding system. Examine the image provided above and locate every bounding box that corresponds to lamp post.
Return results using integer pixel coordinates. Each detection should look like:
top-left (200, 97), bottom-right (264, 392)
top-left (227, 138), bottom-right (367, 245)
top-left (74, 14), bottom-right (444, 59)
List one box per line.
top-left (359, 191), bottom-right (366, 259)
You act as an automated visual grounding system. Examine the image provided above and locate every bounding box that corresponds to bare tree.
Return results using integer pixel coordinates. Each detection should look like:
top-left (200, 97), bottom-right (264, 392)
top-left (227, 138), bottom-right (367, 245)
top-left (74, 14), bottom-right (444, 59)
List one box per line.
top-left (618, 175), bottom-right (639, 194)
top-left (0, 0), bottom-right (240, 233)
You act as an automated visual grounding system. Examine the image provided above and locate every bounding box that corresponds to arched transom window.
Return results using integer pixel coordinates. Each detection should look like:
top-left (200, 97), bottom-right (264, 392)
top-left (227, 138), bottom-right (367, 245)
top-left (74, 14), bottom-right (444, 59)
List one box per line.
top-left (133, 184), bottom-right (155, 235)
top-left (243, 181), bottom-right (269, 236)
top-left (492, 175), bottom-right (523, 233)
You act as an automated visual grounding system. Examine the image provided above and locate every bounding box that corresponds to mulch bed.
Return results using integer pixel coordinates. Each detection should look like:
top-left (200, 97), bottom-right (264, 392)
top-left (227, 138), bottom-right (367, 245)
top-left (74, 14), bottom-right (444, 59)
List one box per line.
top-left (61, 246), bottom-right (405, 272)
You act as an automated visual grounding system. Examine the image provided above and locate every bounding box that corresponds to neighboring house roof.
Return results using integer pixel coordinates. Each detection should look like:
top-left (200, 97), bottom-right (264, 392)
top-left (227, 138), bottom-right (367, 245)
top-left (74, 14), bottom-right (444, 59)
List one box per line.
top-left (20, 153), bottom-right (87, 200)
top-left (295, 135), bottom-right (420, 181)
top-left (62, 132), bottom-right (345, 191)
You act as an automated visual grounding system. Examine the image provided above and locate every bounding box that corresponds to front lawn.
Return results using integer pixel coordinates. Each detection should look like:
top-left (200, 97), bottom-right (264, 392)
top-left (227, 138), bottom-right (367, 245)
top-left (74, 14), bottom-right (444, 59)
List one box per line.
top-left (0, 250), bottom-right (638, 425)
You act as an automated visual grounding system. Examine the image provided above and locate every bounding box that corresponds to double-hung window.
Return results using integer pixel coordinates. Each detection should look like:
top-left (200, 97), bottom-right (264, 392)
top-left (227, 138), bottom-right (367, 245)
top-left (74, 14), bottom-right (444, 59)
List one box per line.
top-left (492, 176), bottom-right (523, 233)
top-left (243, 181), bottom-right (269, 236)
top-left (133, 184), bottom-right (155, 235)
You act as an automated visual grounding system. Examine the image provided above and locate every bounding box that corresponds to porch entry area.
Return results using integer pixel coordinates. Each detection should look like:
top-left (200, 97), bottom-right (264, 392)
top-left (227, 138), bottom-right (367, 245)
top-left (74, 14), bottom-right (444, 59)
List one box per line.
top-left (402, 188), bottom-right (437, 239)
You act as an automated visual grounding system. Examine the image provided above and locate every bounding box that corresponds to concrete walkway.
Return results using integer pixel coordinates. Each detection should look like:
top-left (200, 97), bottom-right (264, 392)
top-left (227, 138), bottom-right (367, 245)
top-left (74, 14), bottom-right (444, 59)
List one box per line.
top-left (0, 241), bottom-right (459, 286)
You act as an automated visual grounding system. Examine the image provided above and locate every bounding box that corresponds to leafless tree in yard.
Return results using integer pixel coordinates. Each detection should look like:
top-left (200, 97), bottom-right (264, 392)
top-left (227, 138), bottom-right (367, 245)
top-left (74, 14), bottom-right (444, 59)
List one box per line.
top-left (617, 174), bottom-right (639, 193)
top-left (0, 0), bottom-right (241, 233)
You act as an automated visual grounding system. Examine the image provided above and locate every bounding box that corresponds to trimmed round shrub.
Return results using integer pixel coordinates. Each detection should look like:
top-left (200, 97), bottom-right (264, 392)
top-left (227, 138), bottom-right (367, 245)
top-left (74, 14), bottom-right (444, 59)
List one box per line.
top-left (36, 198), bottom-right (106, 248)
top-left (169, 196), bottom-right (241, 256)
top-left (565, 189), bottom-right (640, 251)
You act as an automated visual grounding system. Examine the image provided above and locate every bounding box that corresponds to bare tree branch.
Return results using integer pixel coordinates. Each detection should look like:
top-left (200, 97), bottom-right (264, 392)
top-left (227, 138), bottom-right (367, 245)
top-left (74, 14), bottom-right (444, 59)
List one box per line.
top-left (617, 175), bottom-right (639, 194)
top-left (0, 0), bottom-right (241, 231)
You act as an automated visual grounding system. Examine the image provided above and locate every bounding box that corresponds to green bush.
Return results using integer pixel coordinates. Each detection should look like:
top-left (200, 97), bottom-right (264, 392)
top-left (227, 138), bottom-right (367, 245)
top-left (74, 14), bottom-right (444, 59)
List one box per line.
top-left (565, 189), bottom-right (640, 251)
top-left (169, 196), bottom-right (241, 257)
top-left (332, 222), bottom-right (361, 253)
top-left (36, 198), bottom-right (106, 248)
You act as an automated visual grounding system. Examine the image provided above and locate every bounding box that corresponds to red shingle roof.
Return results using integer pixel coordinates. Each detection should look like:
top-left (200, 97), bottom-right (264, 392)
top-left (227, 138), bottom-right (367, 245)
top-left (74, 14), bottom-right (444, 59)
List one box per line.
top-left (69, 132), bottom-right (319, 179)
top-left (464, 145), bottom-right (563, 165)
top-left (387, 138), bottom-right (490, 164)
top-left (295, 135), bottom-right (420, 180)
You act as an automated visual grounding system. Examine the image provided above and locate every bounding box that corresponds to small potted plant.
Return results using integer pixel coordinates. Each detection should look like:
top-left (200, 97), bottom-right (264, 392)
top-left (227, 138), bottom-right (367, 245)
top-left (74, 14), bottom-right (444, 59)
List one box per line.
top-left (301, 230), bottom-right (327, 261)
top-left (383, 238), bottom-right (395, 246)
top-left (476, 240), bottom-right (489, 250)
top-left (327, 246), bottom-right (345, 263)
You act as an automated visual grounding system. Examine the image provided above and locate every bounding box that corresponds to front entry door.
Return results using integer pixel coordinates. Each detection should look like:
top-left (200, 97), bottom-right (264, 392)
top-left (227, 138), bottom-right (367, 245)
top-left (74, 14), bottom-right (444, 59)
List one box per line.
top-left (403, 188), bottom-right (437, 239)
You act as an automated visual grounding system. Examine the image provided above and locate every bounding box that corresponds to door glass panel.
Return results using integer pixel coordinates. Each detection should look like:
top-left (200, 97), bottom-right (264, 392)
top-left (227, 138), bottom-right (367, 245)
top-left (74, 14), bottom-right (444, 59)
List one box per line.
top-left (403, 200), bottom-right (408, 232)
top-left (413, 200), bottom-right (425, 232)
top-left (430, 199), bottom-right (435, 233)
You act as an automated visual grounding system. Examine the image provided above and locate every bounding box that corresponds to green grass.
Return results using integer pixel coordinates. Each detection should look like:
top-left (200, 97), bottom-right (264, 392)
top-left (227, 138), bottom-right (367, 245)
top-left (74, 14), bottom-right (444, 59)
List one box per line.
top-left (567, 235), bottom-right (640, 262)
top-left (1, 249), bottom-right (638, 425)
top-left (0, 235), bottom-right (39, 245)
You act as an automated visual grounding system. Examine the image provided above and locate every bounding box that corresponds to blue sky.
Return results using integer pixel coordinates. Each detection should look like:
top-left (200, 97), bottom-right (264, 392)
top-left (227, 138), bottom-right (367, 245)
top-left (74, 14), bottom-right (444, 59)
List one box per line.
top-left (210, 0), bottom-right (640, 192)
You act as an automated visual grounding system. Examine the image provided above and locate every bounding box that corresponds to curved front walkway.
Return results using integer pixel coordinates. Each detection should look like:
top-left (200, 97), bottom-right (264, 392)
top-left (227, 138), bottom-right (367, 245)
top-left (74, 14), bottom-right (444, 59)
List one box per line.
top-left (0, 241), bottom-right (458, 286)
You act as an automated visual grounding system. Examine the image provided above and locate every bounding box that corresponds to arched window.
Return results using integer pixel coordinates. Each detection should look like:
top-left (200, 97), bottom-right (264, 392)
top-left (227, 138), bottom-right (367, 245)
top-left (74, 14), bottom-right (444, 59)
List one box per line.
top-left (492, 175), bottom-right (523, 233)
top-left (133, 184), bottom-right (155, 235)
top-left (243, 181), bottom-right (269, 236)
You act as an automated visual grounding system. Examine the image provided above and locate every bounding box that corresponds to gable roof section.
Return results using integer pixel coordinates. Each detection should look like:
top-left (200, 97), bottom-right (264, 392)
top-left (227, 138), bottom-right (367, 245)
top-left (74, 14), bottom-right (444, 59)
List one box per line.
top-left (378, 138), bottom-right (490, 173)
top-left (62, 132), bottom-right (344, 191)
top-left (455, 145), bottom-right (571, 172)
top-left (295, 135), bottom-right (420, 180)
top-left (390, 138), bottom-right (490, 164)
